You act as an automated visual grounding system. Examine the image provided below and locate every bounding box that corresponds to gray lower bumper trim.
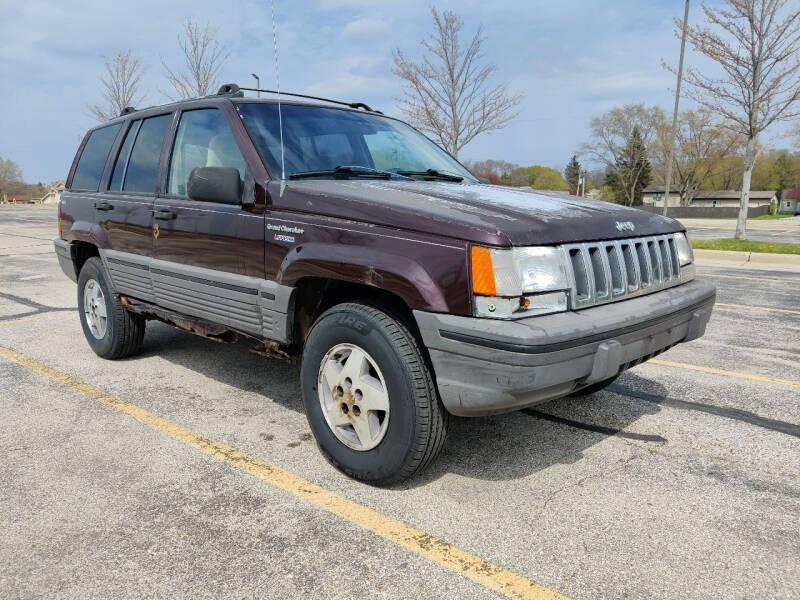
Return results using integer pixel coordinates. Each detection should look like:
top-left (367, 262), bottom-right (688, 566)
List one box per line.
top-left (53, 238), bottom-right (77, 283)
top-left (439, 296), bottom-right (714, 354)
top-left (414, 278), bottom-right (716, 417)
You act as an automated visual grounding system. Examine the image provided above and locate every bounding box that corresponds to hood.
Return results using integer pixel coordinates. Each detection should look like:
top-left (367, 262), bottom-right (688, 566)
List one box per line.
top-left (268, 180), bottom-right (684, 246)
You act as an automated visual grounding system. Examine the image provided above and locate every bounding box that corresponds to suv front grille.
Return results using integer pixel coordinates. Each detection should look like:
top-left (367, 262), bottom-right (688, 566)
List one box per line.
top-left (560, 234), bottom-right (682, 309)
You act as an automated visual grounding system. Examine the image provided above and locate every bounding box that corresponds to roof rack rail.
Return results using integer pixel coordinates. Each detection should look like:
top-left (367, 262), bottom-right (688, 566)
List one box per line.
top-left (120, 106), bottom-right (137, 116)
top-left (216, 83), bottom-right (245, 98)
top-left (217, 83), bottom-right (382, 114)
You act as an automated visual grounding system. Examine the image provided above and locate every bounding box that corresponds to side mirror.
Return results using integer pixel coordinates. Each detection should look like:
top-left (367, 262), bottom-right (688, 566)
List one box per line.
top-left (187, 167), bottom-right (242, 205)
top-left (478, 177), bottom-right (491, 185)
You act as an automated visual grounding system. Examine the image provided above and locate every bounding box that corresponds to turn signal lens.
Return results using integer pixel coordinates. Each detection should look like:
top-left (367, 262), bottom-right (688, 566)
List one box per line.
top-left (471, 246), bottom-right (496, 295)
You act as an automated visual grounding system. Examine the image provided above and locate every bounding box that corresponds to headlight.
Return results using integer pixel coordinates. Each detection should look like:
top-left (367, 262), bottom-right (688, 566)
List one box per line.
top-left (471, 245), bottom-right (570, 319)
top-left (673, 232), bottom-right (694, 266)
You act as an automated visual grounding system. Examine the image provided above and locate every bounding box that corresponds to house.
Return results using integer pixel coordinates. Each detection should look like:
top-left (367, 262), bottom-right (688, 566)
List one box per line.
top-left (39, 182), bottom-right (65, 205)
top-left (642, 186), bottom-right (777, 208)
top-left (780, 187), bottom-right (800, 214)
top-left (642, 185), bottom-right (682, 207)
top-left (0, 193), bottom-right (33, 204)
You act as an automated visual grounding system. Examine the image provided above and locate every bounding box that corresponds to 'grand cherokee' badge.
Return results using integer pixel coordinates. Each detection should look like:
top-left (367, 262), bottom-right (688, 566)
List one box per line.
top-left (615, 221), bottom-right (635, 232)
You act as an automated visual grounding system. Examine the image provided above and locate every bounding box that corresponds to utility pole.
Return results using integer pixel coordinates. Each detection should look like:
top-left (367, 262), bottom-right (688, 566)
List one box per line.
top-left (252, 73), bottom-right (261, 97)
top-left (663, 0), bottom-right (689, 217)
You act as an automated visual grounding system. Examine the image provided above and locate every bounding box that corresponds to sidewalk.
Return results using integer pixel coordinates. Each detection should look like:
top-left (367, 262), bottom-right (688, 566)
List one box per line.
top-left (694, 248), bottom-right (800, 272)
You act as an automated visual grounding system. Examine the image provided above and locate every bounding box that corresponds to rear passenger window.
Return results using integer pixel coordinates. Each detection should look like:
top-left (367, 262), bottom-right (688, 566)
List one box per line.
top-left (71, 124), bottom-right (122, 191)
top-left (167, 109), bottom-right (246, 197)
top-left (122, 114), bottom-right (172, 193)
top-left (109, 120), bottom-right (141, 191)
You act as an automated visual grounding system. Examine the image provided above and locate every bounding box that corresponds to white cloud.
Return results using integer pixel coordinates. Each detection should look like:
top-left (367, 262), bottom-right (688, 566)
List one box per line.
top-left (341, 16), bottom-right (388, 37)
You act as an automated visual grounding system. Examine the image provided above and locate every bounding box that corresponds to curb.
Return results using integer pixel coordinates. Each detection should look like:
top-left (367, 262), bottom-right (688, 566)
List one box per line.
top-left (694, 248), bottom-right (800, 270)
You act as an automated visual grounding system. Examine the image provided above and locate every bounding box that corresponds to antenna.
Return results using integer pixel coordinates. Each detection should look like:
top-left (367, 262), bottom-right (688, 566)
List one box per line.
top-left (270, 0), bottom-right (286, 181)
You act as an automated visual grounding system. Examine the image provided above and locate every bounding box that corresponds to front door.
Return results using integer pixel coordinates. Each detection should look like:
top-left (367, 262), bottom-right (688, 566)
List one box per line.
top-left (152, 107), bottom-right (265, 335)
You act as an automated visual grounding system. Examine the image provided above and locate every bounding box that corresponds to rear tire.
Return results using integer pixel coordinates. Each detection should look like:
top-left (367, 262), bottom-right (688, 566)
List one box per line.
top-left (300, 302), bottom-right (448, 485)
top-left (77, 257), bottom-right (145, 360)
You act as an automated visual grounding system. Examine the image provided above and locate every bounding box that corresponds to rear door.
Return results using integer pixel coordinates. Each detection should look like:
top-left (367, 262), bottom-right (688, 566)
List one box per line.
top-left (100, 113), bottom-right (173, 301)
top-left (151, 106), bottom-right (266, 335)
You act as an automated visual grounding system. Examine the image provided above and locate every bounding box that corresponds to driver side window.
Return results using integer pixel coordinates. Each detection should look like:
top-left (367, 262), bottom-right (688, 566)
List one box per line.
top-left (167, 108), bottom-right (246, 197)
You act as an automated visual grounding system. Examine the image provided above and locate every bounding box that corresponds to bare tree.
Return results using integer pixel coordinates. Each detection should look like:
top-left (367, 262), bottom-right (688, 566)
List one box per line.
top-left (582, 104), bottom-right (662, 206)
top-left (650, 108), bottom-right (744, 205)
top-left (90, 51), bottom-right (146, 122)
top-left (162, 19), bottom-right (228, 99)
top-left (679, 0), bottom-right (800, 239)
top-left (392, 8), bottom-right (522, 159)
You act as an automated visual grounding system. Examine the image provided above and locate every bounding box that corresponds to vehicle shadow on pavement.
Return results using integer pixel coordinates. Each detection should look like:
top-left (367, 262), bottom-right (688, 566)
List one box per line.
top-left (139, 322), bottom-right (671, 486)
top-left (410, 373), bottom-right (667, 486)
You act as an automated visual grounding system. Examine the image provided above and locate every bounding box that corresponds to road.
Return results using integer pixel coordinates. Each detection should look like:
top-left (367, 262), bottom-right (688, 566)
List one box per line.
top-left (681, 216), bottom-right (800, 244)
top-left (1, 205), bottom-right (799, 600)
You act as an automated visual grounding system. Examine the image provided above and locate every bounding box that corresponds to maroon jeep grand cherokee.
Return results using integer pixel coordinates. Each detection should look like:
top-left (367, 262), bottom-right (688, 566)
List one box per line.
top-left (54, 84), bottom-right (715, 484)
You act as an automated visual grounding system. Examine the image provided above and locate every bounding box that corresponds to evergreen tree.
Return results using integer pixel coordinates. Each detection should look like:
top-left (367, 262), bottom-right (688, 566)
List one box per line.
top-left (564, 155), bottom-right (581, 194)
top-left (615, 126), bottom-right (652, 206)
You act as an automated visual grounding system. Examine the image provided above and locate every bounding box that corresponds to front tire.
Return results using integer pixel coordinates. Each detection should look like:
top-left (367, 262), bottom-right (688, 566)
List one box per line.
top-left (77, 257), bottom-right (145, 359)
top-left (300, 302), bottom-right (448, 485)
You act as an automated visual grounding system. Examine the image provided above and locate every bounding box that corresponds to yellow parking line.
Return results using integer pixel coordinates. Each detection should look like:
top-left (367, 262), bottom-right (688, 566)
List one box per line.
top-left (0, 312), bottom-right (72, 327)
top-left (0, 344), bottom-right (569, 600)
top-left (650, 358), bottom-right (800, 387)
top-left (716, 302), bottom-right (800, 315)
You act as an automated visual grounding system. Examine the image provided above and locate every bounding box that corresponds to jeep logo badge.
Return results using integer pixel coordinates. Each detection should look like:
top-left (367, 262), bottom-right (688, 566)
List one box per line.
top-left (615, 221), bottom-right (635, 232)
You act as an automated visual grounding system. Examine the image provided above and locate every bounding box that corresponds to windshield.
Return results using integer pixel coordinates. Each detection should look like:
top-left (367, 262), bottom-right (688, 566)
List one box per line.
top-left (236, 102), bottom-right (476, 182)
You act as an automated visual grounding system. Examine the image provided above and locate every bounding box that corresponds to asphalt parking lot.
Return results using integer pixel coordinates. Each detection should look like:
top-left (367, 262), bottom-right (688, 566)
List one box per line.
top-left (1, 205), bottom-right (798, 600)
top-left (683, 216), bottom-right (800, 244)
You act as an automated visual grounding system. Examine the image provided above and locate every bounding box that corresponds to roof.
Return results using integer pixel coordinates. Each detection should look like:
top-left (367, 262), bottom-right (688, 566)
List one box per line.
top-left (643, 185), bottom-right (681, 193)
top-left (783, 187), bottom-right (800, 201)
top-left (89, 83), bottom-right (382, 131)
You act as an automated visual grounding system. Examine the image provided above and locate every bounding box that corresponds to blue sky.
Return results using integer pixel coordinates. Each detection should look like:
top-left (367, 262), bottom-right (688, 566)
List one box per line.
top-left (0, 0), bottom-right (787, 184)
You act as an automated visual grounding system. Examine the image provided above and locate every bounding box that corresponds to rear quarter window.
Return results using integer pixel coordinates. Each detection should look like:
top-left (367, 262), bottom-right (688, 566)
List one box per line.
top-left (71, 124), bottom-right (122, 191)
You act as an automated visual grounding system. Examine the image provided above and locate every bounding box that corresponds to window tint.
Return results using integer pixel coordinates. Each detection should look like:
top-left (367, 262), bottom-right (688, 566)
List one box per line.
top-left (364, 130), bottom-right (427, 172)
top-left (71, 124), bottom-right (122, 191)
top-left (123, 114), bottom-right (171, 193)
top-left (168, 109), bottom-right (246, 197)
top-left (237, 103), bottom-right (476, 181)
top-left (109, 120), bottom-right (141, 191)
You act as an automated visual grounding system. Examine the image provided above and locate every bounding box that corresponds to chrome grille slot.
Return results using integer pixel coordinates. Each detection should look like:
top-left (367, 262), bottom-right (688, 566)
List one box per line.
top-left (588, 246), bottom-right (609, 300)
top-left (568, 248), bottom-right (590, 305)
top-left (658, 239), bottom-right (672, 279)
top-left (667, 237), bottom-right (679, 277)
top-left (635, 242), bottom-right (651, 287)
top-left (560, 234), bottom-right (683, 310)
top-left (606, 244), bottom-right (624, 296)
top-left (647, 240), bottom-right (662, 283)
top-left (620, 242), bottom-right (638, 292)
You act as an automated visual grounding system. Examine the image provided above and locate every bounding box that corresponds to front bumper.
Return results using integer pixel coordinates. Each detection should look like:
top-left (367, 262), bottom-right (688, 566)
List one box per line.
top-left (414, 278), bottom-right (716, 416)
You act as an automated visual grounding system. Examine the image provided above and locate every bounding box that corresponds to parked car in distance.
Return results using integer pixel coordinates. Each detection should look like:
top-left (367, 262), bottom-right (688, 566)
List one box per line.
top-left (54, 84), bottom-right (715, 484)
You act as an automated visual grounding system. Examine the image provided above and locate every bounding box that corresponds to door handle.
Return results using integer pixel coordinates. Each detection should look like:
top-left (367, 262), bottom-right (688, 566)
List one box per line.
top-left (94, 201), bottom-right (114, 211)
top-left (152, 209), bottom-right (175, 220)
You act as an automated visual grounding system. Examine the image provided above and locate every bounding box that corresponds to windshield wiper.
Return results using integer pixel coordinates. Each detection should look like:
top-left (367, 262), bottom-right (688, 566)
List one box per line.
top-left (289, 165), bottom-right (410, 180)
top-left (395, 169), bottom-right (464, 182)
